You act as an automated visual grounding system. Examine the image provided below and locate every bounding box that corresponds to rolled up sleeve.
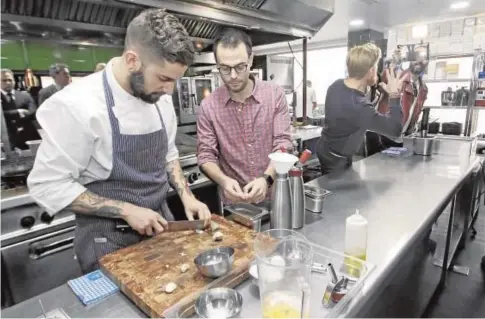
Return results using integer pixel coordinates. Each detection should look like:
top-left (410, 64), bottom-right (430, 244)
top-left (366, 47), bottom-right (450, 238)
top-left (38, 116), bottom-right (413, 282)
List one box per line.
top-left (163, 96), bottom-right (179, 163)
top-left (196, 101), bottom-right (219, 166)
top-left (272, 86), bottom-right (293, 152)
top-left (27, 95), bottom-right (93, 215)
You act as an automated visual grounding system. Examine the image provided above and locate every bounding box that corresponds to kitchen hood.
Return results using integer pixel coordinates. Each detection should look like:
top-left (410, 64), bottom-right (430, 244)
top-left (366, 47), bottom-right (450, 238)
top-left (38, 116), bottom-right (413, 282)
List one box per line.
top-left (1, 0), bottom-right (334, 58)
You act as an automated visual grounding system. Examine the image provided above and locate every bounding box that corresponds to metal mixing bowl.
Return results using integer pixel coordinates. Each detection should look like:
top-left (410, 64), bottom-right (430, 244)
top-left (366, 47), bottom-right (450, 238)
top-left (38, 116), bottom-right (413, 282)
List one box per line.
top-left (195, 287), bottom-right (243, 318)
top-left (194, 247), bottom-right (235, 278)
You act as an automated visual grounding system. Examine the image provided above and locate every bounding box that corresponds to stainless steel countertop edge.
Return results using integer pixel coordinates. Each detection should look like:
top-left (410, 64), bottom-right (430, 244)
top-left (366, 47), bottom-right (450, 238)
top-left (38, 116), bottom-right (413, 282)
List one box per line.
top-left (342, 156), bottom-right (484, 317)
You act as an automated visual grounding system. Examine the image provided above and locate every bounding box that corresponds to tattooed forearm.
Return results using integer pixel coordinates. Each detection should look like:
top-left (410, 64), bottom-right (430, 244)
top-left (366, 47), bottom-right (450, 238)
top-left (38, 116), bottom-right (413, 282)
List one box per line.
top-left (67, 191), bottom-right (125, 218)
top-left (166, 159), bottom-right (193, 199)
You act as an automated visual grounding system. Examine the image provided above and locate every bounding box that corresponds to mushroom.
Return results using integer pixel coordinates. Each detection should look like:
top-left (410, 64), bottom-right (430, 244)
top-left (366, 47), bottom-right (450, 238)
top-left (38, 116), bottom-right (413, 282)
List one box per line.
top-left (165, 282), bottom-right (177, 294)
top-left (213, 231), bottom-right (223, 242)
top-left (195, 229), bottom-right (204, 234)
top-left (211, 222), bottom-right (220, 232)
top-left (180, 263), bottom-right (190, 273)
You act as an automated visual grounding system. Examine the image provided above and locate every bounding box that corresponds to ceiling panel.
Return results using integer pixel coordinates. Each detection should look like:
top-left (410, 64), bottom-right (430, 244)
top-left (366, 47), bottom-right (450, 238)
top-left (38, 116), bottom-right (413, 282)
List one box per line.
top-left (350, 0), bottom-right (485, 30)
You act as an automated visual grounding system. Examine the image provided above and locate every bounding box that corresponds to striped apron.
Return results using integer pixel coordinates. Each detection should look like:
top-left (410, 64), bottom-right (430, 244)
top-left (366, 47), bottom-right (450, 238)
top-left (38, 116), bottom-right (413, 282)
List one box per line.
top-left (74, 70), bottom-right (174, 274)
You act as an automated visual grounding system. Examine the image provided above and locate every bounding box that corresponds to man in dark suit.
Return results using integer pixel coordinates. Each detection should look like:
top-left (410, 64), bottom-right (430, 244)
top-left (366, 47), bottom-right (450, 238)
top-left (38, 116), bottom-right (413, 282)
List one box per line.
top-left (1, 68), bottom-right (41, 150)
top-left (38, 63), bottom-right (71, 106)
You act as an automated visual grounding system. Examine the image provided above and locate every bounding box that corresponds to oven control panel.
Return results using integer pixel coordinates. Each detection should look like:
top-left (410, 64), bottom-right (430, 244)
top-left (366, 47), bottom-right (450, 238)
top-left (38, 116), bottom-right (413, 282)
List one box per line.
top-left (183, 165), bottom-right (210, 187)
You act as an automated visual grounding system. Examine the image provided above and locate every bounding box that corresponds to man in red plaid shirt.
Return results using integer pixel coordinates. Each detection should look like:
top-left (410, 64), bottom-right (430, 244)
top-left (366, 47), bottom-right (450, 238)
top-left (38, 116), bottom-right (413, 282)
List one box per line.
top-left (196, 28), bottom-right (293, 204)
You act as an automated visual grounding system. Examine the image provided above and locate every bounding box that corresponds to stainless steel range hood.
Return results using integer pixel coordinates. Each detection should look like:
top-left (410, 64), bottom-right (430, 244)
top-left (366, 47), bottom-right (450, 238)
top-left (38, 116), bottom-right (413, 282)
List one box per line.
top-left (1, 0), bottom-right (334, 54)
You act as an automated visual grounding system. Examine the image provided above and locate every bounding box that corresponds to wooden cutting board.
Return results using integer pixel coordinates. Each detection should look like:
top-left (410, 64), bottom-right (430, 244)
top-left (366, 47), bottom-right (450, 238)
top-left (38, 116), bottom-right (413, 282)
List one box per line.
top-left (99, 215), bottom-right (256, 318)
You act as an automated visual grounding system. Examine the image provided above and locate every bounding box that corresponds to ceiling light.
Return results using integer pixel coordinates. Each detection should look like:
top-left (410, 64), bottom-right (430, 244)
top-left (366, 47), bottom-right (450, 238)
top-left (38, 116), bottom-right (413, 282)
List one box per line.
top-left (450, 1), bottom-right (469, 10)
top-left (350, 19), bottom-right (365, 27)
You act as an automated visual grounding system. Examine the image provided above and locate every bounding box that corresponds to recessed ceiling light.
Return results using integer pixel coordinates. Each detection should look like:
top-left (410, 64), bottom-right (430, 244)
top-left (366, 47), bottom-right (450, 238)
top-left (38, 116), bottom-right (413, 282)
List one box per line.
top-left (350, 19), bottom-right (365, 27)
top-left (450, 1), bottom-right (469, 10)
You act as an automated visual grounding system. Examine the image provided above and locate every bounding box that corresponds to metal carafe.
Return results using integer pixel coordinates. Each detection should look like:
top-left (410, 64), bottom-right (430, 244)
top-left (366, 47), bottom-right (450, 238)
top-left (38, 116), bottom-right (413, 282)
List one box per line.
top-left (288, 150), bottom-right (312, 229)
top-left (289, 168), bottom-right (305, 229)
top-left (271, 173), bottom-right (293, 229)
top-left (268, 152), bottom-right (299, 230)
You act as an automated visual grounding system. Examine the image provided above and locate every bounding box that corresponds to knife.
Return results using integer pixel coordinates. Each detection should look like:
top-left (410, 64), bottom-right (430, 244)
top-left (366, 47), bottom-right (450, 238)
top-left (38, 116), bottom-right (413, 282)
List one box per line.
top-left (115, 220), bottom-right (206, 232)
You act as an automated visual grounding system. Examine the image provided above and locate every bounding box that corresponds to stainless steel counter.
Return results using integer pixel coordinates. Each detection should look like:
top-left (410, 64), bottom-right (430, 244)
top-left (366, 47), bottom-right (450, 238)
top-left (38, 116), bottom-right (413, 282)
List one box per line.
top-left (2, 150), bottom-right (483, 318)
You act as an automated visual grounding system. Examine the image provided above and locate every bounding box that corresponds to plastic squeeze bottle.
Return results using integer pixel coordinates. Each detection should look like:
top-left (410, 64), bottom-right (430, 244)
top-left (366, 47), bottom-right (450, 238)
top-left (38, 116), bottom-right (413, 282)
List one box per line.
top-left (344, 209), bottom-right (368, 261)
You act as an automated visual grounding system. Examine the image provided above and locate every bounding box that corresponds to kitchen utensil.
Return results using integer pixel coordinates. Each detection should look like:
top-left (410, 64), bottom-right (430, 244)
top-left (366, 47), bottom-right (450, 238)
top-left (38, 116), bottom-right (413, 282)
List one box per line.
top-left (115, 220), bottom-right (206, 232)
top-left (304, 185), bottom-right (332, 213)
top-left (225, 203), bottom-right (268, 231)
top-left (99, 215), bottom-right (255, 318)
top-left (194, 246), bottom-right (235, 278)
top-left (413, 136), bottom-right (436, 156)
top-left (268, 153), bottom-right (299, 230)
top-left (254, 229), bottom-right (313, 318)
top-left (420, 108), bottom-right (430, 137)
top-left (194, 287), bottom-right (243, 319)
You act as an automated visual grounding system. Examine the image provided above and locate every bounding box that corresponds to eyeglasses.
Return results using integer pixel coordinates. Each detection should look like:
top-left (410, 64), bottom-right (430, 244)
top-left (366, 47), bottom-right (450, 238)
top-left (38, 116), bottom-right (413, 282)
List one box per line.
top-left (218, 64), bottom-right (248, 75)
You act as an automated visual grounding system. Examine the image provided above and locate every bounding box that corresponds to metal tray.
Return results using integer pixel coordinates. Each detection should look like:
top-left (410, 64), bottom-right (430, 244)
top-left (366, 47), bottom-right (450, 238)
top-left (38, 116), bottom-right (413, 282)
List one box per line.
top-left (224, 203), bottom-right (269, 228)
top-left (304, 185), bottom-right (332, 199)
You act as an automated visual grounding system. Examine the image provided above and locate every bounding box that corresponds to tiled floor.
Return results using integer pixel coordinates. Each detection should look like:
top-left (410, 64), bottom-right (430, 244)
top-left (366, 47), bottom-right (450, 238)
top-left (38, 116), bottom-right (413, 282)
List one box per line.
top-left (425, 202), bottom-right (485, 318)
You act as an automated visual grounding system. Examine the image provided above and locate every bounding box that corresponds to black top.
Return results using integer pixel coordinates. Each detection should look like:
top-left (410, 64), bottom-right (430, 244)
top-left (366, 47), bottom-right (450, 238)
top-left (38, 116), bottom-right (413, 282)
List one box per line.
top-left (320, 79), bottom-right (403, 157)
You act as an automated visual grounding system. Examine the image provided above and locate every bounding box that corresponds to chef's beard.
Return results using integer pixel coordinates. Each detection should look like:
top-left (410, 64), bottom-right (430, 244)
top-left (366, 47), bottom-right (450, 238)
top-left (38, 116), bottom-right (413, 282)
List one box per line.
top-left (129, 71), bottom-right (164, 104)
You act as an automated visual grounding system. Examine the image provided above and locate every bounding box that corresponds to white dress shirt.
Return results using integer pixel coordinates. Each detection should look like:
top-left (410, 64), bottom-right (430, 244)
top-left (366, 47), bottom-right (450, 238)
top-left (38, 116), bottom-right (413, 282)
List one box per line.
top-left (27, 60), bottom-right (179, 215)
top-left (295, 86), bottom-right (317, 118)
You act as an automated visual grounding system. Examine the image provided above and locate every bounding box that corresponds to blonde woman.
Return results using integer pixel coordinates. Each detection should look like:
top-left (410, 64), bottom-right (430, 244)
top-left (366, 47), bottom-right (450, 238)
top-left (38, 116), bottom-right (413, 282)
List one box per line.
top-left (316, 43), bottom-right (403, 175)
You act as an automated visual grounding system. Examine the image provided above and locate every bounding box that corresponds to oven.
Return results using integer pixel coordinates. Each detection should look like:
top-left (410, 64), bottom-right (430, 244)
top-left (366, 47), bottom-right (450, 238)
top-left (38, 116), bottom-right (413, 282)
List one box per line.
top-left (172, 76), bottom-right (216, 125)
top-left (1, 164), bottom-right (81, 308)
top-left (1, 226), bottom-right (82, 307)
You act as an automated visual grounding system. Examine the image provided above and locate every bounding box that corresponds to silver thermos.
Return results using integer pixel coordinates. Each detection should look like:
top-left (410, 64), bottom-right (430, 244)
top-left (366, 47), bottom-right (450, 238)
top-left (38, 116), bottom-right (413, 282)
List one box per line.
top-left (289, 150), bottom-right (312, 229)
top-left (270, 172), bottom-right (293, 229)
top-left (289, 167), bottom-right (305, 229)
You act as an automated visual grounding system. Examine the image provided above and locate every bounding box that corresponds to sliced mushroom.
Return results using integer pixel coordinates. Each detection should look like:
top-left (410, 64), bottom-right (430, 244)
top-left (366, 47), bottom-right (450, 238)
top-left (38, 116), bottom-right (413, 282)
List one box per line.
top-left (211, 221), bottom-right (220, 231)
top-left (213, 231), bottom-right (223, 242)
top-left (180, 263), bottom-right (190, 273)
top-left (165, 282), bottom-right (177, 294)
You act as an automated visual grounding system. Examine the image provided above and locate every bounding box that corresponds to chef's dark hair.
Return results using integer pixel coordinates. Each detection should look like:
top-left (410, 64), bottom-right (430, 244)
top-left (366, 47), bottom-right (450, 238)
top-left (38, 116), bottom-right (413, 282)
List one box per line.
top-left (125, 9), bottom-right (194, 66)
top-left (48, 63), bottom-right (69, 77)
top-left (213, 28), bottom-right (252, 61)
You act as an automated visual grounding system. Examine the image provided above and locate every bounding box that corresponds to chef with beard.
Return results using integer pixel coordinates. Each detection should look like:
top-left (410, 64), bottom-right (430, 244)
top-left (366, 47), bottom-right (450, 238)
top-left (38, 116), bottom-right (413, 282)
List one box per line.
top-left (27, 9), bottom-right (211, 273)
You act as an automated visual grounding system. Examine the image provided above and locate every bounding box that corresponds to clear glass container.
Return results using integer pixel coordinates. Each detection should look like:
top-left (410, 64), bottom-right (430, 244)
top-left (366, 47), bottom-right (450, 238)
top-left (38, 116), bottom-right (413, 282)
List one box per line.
top-left (254, 229), bottom-right (314, 318)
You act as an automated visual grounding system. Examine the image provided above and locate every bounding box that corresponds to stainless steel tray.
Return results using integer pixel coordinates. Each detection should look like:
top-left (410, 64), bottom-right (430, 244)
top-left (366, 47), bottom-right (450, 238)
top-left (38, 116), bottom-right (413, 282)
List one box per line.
top-left (224, 203), bottom-right (269, 228)
top-left (304, 185), bottom-right (332, 199)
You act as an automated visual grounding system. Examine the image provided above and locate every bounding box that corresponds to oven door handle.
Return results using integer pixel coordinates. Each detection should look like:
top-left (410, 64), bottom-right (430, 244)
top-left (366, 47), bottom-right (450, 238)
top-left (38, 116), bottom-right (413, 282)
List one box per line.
top-left (29, 236), bottom-right (75, 260)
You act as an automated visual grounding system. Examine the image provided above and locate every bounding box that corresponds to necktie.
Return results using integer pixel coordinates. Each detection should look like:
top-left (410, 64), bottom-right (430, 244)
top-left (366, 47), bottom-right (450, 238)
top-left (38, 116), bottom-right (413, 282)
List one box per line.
top-left (7, 92), bottom-right (13, 102)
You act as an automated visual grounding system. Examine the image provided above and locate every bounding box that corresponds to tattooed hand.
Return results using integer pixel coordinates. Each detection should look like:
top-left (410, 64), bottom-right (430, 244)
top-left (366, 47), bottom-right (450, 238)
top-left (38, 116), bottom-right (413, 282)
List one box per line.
top-left (67, 190), bottom-right (168, 236)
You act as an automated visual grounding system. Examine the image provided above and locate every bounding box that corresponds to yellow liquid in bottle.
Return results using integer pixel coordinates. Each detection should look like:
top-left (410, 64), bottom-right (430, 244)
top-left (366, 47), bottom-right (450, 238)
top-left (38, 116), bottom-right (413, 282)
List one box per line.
top-left (344, 253), bottom-right (366, 278)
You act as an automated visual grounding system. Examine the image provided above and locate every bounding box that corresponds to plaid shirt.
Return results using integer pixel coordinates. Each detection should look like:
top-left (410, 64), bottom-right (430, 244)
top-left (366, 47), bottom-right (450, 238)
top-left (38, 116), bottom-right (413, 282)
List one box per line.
top-left (197, 78), bottom-right (292, 191)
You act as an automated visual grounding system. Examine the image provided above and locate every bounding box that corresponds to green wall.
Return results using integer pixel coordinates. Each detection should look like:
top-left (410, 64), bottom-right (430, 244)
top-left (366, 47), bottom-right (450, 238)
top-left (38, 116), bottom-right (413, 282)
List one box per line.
top-left (0, 40), bottom-right (122, 72)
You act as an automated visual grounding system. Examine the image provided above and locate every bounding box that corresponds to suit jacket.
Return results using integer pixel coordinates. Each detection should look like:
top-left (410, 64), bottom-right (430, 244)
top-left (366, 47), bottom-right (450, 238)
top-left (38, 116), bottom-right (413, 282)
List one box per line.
top-left (1, 90), bottom-right (40, 149)
top-left (38, 84), bottom-right (60, 106)
top-left (377, 69), bottom-right (428, 136)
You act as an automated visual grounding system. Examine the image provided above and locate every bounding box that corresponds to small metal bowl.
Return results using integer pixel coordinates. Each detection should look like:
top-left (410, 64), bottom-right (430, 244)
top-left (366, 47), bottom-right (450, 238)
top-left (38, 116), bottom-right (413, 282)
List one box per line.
top-left (194, 247), bottom-right (235, 278)
top-left (195, 287), bottom-right (243, 318)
